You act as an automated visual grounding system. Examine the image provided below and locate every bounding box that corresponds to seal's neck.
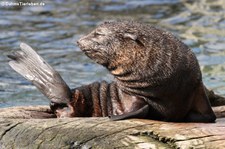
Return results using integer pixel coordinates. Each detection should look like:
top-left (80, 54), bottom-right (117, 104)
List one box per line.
top-left (108, 64), bottom-right (153, 97)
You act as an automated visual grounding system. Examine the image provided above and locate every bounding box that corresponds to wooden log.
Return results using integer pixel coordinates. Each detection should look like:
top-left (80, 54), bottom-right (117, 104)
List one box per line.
top-left (213, 106), bottom-right (225, 118)
top-left (0, 106), bottom-right (55, 119)
top-left (0, 106), bottom-right (225, 148)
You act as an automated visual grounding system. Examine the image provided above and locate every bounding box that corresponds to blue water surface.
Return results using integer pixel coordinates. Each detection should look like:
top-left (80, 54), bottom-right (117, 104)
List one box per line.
top-left (0, 0), bottom-right (225, 108)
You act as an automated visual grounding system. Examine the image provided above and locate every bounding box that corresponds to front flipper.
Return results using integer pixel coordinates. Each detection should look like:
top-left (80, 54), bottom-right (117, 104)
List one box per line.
top-left (185, 82), bottom-right (216, 123)
top-left (110, 104), bottom-right (149, 121)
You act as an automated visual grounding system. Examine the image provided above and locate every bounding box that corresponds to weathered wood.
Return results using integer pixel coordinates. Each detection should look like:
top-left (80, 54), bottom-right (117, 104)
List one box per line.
top-left (0, 106), bottom-right (225, 149)
top-left (0, 106), bottom-right (55, 119)
top-left (213, 106), bottom-right (225, 118)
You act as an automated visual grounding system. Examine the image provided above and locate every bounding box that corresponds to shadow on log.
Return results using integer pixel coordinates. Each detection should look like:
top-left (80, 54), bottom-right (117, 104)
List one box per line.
top-left (0, 105), bottom-right (225, 149)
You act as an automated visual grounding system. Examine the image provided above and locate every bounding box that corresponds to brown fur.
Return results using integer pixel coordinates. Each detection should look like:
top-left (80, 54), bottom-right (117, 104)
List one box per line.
top-left (72, 20), bottom-right (216, 122)
top-left (52, 81), bottom-right (148, 119)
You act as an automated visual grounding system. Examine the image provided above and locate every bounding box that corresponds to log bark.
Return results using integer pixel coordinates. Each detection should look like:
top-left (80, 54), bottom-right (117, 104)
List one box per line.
top-left (0, 106), bottom-right (225, 149)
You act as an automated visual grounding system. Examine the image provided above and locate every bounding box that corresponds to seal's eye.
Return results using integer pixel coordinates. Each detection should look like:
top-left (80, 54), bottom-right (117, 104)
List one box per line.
top-left (94, 31), bottom-right (104, 37)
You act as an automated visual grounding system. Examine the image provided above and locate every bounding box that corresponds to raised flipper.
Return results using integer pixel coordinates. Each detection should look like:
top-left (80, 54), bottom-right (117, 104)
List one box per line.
top-left (110, 104), bottom-right (149, 121)
top-left (8, 43), bottom-right (72, 105)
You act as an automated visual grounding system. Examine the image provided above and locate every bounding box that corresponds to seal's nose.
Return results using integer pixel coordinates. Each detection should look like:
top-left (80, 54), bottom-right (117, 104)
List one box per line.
top-left (76, 37), bottom-right (84, 48)
top-left (77, 38), bottom-right (87, 51)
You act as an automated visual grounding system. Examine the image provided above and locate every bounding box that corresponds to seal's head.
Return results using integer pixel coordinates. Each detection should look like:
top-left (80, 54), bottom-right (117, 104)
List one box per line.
top-left (77, 21), bottom-right (149, 77)
top-left (77, 22), bottom-right (112, 66)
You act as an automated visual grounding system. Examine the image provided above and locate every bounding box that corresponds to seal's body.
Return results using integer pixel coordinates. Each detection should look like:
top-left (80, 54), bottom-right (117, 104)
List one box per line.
top-left (60, 81), bottom-right (148, 119)
top-left (8, 21), bottom-right (216, 122)
top-left (76, 21), bottom-right (215, 122)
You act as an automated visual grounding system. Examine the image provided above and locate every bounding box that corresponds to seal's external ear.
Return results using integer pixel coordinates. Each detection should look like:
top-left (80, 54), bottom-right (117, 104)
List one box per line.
top-left (124, 33), bottom-right (137, 40)
top-left (124, 33), bottom-right (144, 47)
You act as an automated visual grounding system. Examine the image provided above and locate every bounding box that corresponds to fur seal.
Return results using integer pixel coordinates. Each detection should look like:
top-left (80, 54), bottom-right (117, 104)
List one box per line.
top-left (8, 21), bottom-right (216, 122)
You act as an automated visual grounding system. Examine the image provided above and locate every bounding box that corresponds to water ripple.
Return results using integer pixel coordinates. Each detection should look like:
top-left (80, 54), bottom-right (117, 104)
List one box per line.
top-left (1, 0), bottom-right (225, 107)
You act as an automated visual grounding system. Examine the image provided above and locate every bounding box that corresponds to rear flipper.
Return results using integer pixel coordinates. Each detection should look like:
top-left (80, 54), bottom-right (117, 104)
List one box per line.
top-left (204, 86), bottom-right (225, 106)
top-left (110, 104), bottom-right (149, 121)
top-left (8, 43), bottom-right (72, 115)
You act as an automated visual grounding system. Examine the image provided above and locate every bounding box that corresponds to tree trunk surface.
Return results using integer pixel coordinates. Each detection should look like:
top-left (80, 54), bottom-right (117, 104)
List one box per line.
top-left (0, 106), bottom-right (225, 149)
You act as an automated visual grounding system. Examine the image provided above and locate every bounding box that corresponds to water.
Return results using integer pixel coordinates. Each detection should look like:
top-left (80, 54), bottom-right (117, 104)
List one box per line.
top-left (0, 0), bottom-right (225, 108)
